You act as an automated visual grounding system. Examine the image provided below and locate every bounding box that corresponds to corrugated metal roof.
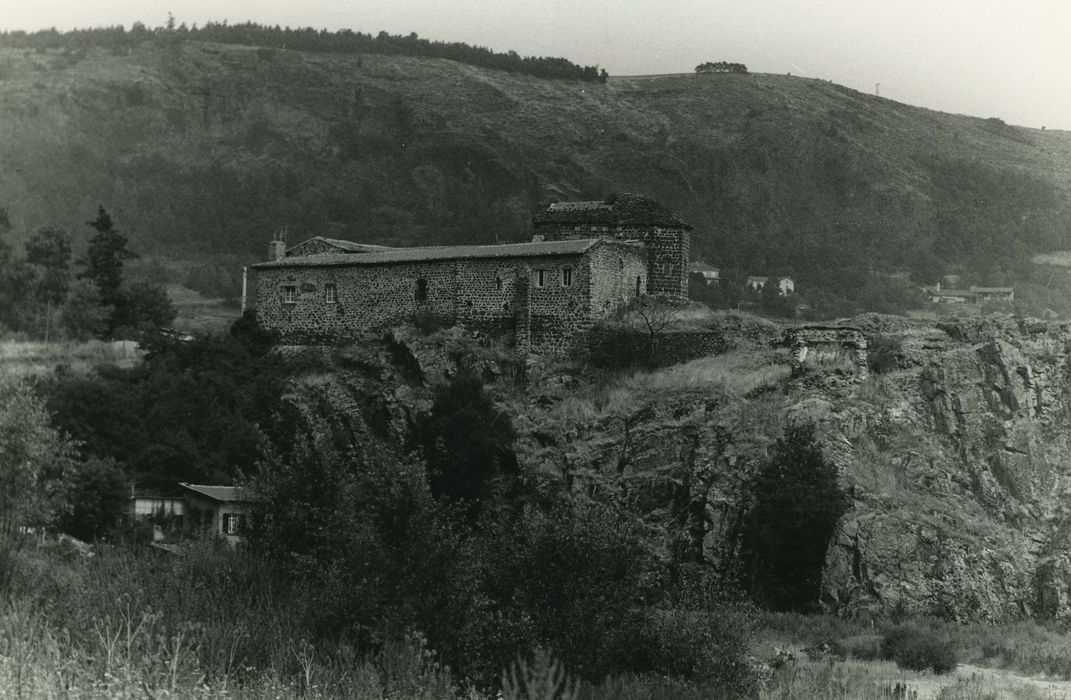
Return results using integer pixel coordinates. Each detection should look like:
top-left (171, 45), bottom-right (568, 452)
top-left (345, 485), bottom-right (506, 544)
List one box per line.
top-left (179, 483), bottom-right (252, 502)
top-left (254, 238), bottom-right (608, 269)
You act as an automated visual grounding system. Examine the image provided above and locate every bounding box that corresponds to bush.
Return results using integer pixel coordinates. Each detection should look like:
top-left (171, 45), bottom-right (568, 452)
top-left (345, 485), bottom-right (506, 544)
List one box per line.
top-left (742, 423), bottom-right (850, 611)
top-left (867, 334), bottom-right (903, 374)
top-left (610, 608), bottom-right (758, 695)
top-left (882, 623), bottom-right (957, 674)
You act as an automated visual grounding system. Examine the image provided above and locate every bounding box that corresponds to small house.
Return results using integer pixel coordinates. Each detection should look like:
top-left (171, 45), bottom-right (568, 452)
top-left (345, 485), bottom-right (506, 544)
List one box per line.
top-left (747, 275), bottom-right (795, 295)
top-left (688, 260), bottom-right (721, 285)
top-left (178, 483), bottom-right (253, 545)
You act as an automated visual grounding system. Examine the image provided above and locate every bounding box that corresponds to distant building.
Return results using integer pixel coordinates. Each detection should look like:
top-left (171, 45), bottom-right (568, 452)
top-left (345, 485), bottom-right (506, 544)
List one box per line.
top-left (688, 260), bottom-right (720, 285)
top-left (178, 483), bottom-right (253, 545)
top-left (747, 275), bottom-right (795, 295)
top-left (922, 282), bottom-right (1013, 305)
top-left (970, 286), bottom-right (1014, 303)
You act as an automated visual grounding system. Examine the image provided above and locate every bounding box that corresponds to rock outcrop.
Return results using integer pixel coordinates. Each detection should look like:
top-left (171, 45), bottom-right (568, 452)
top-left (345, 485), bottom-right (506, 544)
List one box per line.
top-left (280, 314), bottom-right (1071, 622)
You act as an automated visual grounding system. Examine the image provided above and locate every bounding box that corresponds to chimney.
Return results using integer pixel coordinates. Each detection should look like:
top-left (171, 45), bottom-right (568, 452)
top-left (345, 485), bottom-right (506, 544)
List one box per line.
top-left (269, 230), bottom-right (286, 261)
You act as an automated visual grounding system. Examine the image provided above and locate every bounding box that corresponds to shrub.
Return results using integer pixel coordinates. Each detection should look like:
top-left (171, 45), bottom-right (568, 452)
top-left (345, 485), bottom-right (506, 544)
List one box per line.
top-left (881, 623), bottom-right (957, 674)
top-left (741, 423), bottom-right (850, 611)
top-left (610, 608), bottom-right (758, 695)
top-left (867, 334), bottom-right (903, 374)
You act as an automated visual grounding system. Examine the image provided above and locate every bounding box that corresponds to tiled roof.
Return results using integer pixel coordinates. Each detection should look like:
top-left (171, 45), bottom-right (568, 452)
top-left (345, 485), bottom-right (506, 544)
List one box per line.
top-left (533, 193), bottom-right (692, 229)
top-left (254, 238), bottom-right (612, 269)
top-left (289, 237), bottom-right (395, 255)
top-left (688, 261), bottom-right (720, 272)
top-left (179, 483), bottom-right (252, 503)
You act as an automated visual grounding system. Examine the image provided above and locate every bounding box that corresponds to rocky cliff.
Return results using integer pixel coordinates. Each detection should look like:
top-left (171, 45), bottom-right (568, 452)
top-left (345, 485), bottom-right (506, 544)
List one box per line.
top-left (278, 313), bottom-right (1071, 622)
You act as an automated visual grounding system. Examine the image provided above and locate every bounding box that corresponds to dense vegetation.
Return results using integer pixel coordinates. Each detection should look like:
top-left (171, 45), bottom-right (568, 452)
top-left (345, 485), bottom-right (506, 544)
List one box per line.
top-left (0, 21), bottom-right (608, 82)
top-left (0, 204), bottom-right (175, 339)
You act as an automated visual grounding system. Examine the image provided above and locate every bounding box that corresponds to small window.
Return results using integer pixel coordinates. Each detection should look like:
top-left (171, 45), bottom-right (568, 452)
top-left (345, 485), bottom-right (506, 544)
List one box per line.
top-left (222, 513), bottom-right (244, 536)
top-left (495, 276), bottom-right (503, 290)
top-left (282, 285), bottom-right (297, 304)
top-left (415, 278), bottom-right (428, 301)
top-left (636, 276), bottom-right (642, 296)
top-left (324, 283), bottom-right (337, 304)
top-left (533, 269), bottom-right (546, 288)
top-left (561, 268), bottom-right (573, 287)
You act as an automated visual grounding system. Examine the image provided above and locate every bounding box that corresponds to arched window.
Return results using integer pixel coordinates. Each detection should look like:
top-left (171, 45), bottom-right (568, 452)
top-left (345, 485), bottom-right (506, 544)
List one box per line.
top-left (415, 278), bottom-right (428, 301)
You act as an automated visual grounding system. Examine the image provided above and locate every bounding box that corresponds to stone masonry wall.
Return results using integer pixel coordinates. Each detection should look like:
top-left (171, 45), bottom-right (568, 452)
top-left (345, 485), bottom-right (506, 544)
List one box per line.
top-left (253, 241), bottom-right (648, 353)
top-left (588, 242), bottom-right (648, 320)
top-left (535, 222), bottom-right (688, 297)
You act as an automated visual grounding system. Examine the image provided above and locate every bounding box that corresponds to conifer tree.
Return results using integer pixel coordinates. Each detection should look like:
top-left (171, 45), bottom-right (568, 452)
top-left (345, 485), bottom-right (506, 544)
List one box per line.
top-left (81, 205), bottom-right (136, 306)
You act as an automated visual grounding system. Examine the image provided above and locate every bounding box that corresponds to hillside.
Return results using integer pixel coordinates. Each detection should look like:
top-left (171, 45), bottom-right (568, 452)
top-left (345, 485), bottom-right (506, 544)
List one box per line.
top-left (1, 39), bottom-right (1071, 311)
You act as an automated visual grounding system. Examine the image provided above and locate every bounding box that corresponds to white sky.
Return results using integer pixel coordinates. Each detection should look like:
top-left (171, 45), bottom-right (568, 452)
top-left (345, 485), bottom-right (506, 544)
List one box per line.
top-left (2, 0), bottom-right (1069, 129)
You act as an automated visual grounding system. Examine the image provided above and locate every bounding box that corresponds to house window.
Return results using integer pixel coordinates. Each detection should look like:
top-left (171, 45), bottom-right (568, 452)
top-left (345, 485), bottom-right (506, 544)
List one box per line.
top-left (495, 276), bottom-right (503, 290)
top-left (282, 285), bottom-right (297, 304)
top-left (415, 278), bottom-right (428, 301)
top-left (561, 267), bottom-right (573, 287)
top-left (222, 513), bottom-right (244, 536)
top-left (325, 283), bottom-right (337, 303)
top-left (533, 269), bottom-right (546, 288)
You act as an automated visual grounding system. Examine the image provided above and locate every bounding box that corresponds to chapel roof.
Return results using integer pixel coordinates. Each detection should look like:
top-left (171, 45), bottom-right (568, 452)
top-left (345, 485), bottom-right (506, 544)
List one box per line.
top-left (533, 193), bottom-right (692, 230)
top-left (254, 238), bottom-right (640, 269)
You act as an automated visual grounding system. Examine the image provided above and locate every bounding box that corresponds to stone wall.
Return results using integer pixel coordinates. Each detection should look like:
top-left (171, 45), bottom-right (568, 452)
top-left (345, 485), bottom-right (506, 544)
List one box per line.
top-left (785, 326), bottom-right (869, 378)
top-left (253, 240), bottom-right (648, 353)
top-left (588, 242), bottom-right (648, 320)
top-left (535, 222), bottom-right (689, 298)
top-left (587, 327), bottom-right (728, 368)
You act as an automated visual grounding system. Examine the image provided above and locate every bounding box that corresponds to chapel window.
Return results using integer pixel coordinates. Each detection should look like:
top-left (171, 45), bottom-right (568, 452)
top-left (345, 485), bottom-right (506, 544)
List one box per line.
top-left (325, 283), bottom-right (337, 304)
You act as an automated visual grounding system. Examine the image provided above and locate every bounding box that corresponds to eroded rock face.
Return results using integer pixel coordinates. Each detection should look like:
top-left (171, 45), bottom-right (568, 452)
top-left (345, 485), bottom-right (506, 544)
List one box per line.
top-left (817, 315), bottom-right (1071, 620)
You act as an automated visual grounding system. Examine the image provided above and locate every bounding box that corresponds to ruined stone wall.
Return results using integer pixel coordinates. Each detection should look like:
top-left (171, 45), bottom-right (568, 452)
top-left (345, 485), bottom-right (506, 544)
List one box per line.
top-left (588, 328), bottom-right (728, 367)
top-left (786, 327), bottom-right (869, 378)
top-left (535, 223), bottom-right (688, 298)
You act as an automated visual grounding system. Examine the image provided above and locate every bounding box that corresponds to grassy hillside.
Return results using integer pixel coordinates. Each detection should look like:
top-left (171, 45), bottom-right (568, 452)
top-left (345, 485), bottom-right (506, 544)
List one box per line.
top-left (1, 39), bottom-right (1070, 310)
